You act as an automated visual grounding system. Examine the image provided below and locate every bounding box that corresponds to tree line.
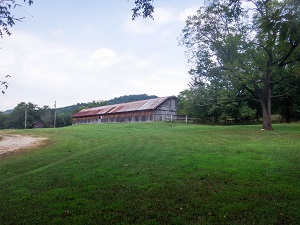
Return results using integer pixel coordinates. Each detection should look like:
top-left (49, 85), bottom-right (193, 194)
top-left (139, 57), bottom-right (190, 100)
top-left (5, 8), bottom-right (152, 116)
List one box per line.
top-left (133, 0), bottom-right (300, 129)
top-left (0, 94), bottom-right (158, 129)
top-left (177, 80), bottom-right (300, 123)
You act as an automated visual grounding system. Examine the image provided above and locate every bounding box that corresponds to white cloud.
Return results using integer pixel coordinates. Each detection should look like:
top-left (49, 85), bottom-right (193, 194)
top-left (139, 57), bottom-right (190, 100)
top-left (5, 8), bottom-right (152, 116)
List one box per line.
top-left (154, 8), bottom-right (177, 24)
top-left (124, 6), bottom-right (200, 35)
top-left (82, 25), bottom-right (95, 34)
top-left (133, 59), bottom-right (152, 69)
top-left (124, 19), bottom-right (157, 34)
top-left (123, 7), bottom-right (181, 34)
top-left (0, 31), bottom-right (189, 110)
top-left (51, 29), bottom-right (64, 37)
top-left (0, 32), bottom-right (121, 109)
top-left (179, 7), bottom-right (199, 21)
top-left (126, 67), bottom-right (189, 97)
top-left (89, 48), bottom-right (119, 69)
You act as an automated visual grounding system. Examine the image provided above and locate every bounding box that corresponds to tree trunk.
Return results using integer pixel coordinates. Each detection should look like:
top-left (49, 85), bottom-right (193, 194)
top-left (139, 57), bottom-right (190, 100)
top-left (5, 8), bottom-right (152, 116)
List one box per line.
top-left (260, 84), bottom-right (273, 130)
top-left (261, 102), bottom-right (272, 130)
top-left (261, 52), bottom-right (273, 130)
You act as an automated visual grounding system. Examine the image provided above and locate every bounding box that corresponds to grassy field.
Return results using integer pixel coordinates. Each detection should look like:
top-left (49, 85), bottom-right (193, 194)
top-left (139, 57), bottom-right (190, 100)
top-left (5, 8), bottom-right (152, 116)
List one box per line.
top-left (0, 122), bottom-right (299, 224)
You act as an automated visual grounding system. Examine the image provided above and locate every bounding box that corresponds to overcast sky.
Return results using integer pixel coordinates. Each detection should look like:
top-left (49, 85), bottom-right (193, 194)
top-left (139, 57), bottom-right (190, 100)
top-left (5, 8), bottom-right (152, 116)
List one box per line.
top-left (0, 0), bottom-right (204, 111)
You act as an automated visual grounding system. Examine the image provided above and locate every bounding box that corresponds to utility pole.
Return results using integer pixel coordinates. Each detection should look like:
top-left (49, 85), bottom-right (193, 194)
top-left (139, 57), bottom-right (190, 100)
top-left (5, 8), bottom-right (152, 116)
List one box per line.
top-left (54, 100), bottom-right (57, 128)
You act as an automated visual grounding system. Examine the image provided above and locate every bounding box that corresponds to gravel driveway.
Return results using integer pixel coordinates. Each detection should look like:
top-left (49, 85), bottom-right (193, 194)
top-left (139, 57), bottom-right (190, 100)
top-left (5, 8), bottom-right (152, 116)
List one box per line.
top-left (0, 134), bottom-right (46, 157)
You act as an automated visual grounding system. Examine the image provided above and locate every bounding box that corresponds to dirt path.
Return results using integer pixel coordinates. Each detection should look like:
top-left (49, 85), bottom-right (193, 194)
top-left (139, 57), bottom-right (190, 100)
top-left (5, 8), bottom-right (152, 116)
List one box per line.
top-left (0, 134), bottom-right (46, 157)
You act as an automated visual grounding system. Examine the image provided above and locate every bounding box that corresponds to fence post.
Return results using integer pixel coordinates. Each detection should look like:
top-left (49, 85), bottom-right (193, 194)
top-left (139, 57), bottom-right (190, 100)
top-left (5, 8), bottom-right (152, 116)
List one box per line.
top-left (186, 115), bottom-right (188, 123)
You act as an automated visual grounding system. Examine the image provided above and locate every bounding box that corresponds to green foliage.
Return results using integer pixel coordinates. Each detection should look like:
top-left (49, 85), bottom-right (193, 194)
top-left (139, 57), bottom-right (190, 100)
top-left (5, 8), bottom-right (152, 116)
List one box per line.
top-left (177, 78), bottom-right (260, 123)
top-left (2, 102), bottom-right (39, 129)
top-left (57, 94), bottom-right (157, 115)
top-left (107, 94), bottom-right (157, 105)
top-left (0, 111), bottom-right (7, 128)
top-left (0, 94), bottom-right (158, 129)
top-left (259, 0), bottom-right (300, 42)
top-left (179, 0), bottom-right (300, 130)
top-left (0, 0), bottom-right (33, 37)
top-left (0, 123), bottom-right (300, 224)
top-left (0, 102), bottom-right (55, 129)
top-left (239, 104), bottom-right (257, 121)
top-left (178, 85), bottom-right (217, 123)
top-left (0, 75), bottom-right (10, 94)
top-left (39, 105), bottom-right (54, 127)
top-left (272, 75), bottom-right (300, 122)
top-left (131, 0), bottom-right (154, 20)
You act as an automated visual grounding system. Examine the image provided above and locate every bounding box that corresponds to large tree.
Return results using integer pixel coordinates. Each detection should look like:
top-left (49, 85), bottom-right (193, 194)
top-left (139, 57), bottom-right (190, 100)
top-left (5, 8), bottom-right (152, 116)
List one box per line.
top-left (3, 102), bottom-right (39, 129)
top-left (131, 0), bottom-right (300, 129)
top-left (180, 0), bottom-right (300, 130)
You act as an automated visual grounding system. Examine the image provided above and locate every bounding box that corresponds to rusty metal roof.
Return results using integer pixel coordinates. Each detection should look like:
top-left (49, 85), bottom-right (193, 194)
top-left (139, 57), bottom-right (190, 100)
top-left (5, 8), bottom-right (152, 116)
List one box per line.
top-left (73, 96), bottom-right (175, 118)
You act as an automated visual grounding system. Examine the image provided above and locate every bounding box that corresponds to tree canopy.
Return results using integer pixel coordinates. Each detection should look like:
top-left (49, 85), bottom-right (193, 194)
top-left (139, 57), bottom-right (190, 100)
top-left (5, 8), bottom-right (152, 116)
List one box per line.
top-left (0, 0), bottom-right (33, 37)
top-left (179, 0), bottom-right (300, 130)
top-left (0, 94), bottom-right (158, 129)
top-left (131, 0), bottom-right (154, 20)
top-left (132, 0), bottom-right (300, 129)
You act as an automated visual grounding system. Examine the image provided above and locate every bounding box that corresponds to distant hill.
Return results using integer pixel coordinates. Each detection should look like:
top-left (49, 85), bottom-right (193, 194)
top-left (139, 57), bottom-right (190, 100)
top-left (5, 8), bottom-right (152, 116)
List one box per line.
top-left (57, 94), bottom-right (158, 114)
top-left (106, 94), bottom-right (158, 105)
top-left (3, 109), bottom-right (13, 114)
top-left (3, 94), bottom-right (158, 115)
top-left (1, 94), bottom-right (159, 128)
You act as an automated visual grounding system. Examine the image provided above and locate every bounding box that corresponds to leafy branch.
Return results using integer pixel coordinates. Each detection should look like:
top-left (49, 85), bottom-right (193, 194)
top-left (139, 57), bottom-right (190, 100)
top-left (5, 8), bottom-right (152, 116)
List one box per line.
top-left (0, 0), bottom-right (33, 37)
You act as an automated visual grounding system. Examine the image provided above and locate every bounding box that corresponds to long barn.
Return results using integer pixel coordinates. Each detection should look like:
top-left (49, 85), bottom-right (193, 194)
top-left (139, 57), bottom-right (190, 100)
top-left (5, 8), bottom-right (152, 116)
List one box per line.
top-left (72, 96), bottom-right (177, 124)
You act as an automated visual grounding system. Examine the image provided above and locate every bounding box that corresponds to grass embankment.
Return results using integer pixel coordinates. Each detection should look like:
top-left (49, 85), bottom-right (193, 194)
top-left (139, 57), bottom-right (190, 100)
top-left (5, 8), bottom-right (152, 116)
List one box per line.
top-left (0, 123), bottom-right (299, 224)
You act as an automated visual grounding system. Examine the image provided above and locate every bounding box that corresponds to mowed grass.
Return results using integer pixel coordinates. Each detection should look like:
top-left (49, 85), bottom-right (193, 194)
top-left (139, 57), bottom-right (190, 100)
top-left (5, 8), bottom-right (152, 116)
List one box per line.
top-left (0, 123), bottom-right (299, 225)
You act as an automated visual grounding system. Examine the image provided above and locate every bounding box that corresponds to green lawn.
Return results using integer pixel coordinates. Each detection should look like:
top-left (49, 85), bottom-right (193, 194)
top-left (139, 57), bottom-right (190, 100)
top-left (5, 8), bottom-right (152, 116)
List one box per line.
top-left (0, 123), bottom-right (299, 224)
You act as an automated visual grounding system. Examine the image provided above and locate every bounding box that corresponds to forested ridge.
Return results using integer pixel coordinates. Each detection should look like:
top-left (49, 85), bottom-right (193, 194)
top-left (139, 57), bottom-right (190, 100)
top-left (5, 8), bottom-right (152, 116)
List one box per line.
top-left (0, 94), bottom-right (157, 129)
